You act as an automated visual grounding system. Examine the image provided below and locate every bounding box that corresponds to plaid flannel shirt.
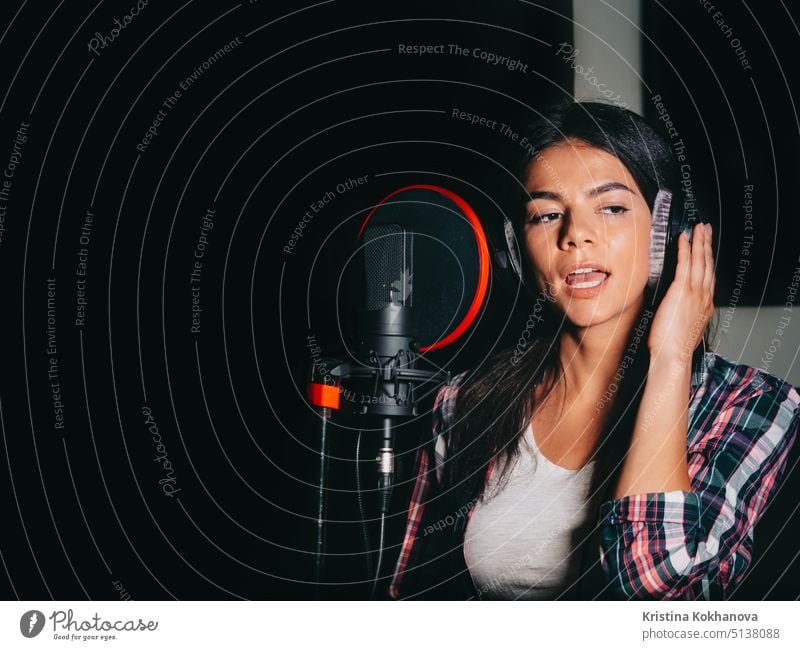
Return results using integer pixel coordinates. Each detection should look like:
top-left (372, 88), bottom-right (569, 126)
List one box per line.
top-left (389, 352), bottom-right (800, 600)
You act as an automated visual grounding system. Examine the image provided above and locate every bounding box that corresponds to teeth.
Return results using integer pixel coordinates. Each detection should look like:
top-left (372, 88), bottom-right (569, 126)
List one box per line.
top-left (569, 267), bottom-right (600, 275)
top-left (572, 278), bottom-right (605, 289)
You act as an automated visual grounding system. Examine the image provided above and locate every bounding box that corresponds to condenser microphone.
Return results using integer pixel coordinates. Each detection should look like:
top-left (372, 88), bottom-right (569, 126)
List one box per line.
top-left (355, 223), bottom-right (420, 514)
top-left (307, 184), bottom-right (489, 594)
top-left (356, 223), bottom-right (418, 418)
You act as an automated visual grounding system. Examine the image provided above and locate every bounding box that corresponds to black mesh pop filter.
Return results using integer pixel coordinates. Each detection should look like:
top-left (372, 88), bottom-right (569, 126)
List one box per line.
top-left (348, 185), bottom-right (490, 352)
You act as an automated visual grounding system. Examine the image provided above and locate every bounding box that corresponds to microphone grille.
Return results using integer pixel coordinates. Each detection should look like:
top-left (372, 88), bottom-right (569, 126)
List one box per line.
top-left (363, 224), bottom-right (413, 311)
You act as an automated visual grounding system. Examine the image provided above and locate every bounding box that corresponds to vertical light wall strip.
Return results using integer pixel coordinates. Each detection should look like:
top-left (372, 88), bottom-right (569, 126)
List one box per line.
top-left (570, 0), bottom-right (643, 115)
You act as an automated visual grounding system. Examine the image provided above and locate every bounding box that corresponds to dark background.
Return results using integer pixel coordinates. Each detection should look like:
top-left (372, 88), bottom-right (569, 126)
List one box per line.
top-left (0, 0), bottom-right (797, 601)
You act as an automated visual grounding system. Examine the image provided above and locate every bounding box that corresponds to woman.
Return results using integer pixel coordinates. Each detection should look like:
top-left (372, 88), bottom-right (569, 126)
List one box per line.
top-left (388, 101), bottom-right (800, 600)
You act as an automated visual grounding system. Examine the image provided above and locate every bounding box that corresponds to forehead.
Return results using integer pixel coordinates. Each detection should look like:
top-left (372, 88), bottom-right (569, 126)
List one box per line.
top-left (524, 141), bottom-right (640, 193)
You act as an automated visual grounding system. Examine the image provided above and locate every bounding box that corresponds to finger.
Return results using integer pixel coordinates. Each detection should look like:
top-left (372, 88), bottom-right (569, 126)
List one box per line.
top-left (703, 223), bottom-right (714, 290)
top-left (676, 228), bottom-right (690, 283)
top-left (710, 263), bottom-right (717, 304)
top-left (691, 222), bottom-right (705, 287)
top-left (711, 267), bottom-right (716, 294)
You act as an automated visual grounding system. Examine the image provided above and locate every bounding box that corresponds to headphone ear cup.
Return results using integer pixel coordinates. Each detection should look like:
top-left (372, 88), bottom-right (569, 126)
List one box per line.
top-left (650, 187), bottom-right (703, 293)
top-left (503, 217), bottom-right (524, 283)
top-left (648, 189), bottom-right (672, 290)
top-left (486, 214), bottom-right (528, 296)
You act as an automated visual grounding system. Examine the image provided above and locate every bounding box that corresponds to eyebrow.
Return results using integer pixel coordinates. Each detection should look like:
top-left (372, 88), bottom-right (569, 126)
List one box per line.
top-left (526, 182), bottom-right (635, 202)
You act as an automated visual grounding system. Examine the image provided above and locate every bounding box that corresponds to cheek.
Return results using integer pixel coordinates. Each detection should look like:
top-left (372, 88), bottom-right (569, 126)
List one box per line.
top-left (607, 220), bottom-right (651, 281)
top-left (523, 233), bottom-right (555, 276)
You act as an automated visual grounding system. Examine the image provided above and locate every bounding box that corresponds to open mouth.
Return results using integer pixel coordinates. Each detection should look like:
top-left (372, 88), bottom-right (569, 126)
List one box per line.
top-left (565, 269), bottom-right (609, 289)
top-left (561, 264), bottom-right (611, 298)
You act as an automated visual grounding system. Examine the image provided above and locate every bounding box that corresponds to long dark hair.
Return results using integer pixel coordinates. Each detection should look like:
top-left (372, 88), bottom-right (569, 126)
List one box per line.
top-left (445, 101), bottom-right (714, 504)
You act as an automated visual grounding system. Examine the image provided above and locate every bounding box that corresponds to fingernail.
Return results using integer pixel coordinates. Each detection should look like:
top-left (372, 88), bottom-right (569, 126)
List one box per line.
top-left (705, 223), bottom-right (712, 235)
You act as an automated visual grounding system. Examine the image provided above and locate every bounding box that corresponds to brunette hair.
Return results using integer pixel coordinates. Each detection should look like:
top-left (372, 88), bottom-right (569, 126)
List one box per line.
top-left (444, 101), bottom-right (713, 503)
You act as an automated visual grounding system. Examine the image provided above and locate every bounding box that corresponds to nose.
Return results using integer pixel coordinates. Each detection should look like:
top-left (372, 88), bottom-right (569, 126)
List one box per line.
top-left (557, 206), bottom-right (599, 251)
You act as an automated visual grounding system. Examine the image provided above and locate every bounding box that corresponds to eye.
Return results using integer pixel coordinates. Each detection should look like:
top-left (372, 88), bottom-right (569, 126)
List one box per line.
top-left (525, 211), bottom-right (562, 225)
top-left (600, 205), bottom-right (629, 216)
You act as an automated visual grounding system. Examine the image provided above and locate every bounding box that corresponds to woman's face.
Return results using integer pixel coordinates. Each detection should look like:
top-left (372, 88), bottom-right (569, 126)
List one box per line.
top-left (521, 139), bottom-right (652, 329)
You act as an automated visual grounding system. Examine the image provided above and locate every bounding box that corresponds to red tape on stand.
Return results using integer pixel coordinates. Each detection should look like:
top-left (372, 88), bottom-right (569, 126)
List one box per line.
top-left (308, 382), bottom-right (340, 410)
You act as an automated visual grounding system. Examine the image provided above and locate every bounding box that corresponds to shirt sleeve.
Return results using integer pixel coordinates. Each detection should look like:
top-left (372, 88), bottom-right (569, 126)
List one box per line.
top-left (387, 382), bottom-right (451, 599)
top-left (598, 383), bottom-right (800, 599)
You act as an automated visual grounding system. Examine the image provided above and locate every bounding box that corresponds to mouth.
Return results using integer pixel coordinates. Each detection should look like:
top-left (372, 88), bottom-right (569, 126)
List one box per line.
top-left (561, 263), bottom-right (610, 297)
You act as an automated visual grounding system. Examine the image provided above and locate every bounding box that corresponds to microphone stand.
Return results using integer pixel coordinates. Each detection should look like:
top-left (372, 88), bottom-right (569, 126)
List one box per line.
top-left (306, 315), bottom-right (448, 599)
top-left (347, 303), bottom-right (446, 598)
top-left (314, 405), bottom-right (331, 597)
top-left (307, 358), bottom-right (348, 599)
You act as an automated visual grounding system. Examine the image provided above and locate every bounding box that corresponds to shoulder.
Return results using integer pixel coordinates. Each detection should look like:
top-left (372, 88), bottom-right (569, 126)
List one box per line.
top-left (700, 351), bottom-right (800, 416)
top-left (430, 371), bottom-right (469, 480)
top-left (693, 351), bottom-right (800, 467)
top-left (433, 370), bottom-right (470, 429)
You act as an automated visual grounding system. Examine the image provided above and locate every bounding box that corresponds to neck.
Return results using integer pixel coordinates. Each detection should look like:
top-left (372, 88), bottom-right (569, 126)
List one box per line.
top-left (555, 296), bottom-right (645, 398)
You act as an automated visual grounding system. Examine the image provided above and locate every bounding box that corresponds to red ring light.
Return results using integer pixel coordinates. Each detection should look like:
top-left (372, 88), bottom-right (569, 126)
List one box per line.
top-left (357, 184), bottom-right (490, 352)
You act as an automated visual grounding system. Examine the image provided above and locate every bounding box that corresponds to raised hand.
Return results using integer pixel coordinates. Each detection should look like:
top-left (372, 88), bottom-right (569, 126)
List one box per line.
top-left (648, 222), bottom-right (716, 366)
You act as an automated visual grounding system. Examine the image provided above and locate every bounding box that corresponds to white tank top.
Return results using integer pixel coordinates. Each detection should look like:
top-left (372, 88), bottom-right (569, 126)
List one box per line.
top-left (463, 422), bottom-right (600, 599)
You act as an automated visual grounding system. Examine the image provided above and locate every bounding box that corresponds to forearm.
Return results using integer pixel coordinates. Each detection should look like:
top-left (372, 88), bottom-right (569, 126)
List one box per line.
top-left (612, 354), bottom-right (693, 499)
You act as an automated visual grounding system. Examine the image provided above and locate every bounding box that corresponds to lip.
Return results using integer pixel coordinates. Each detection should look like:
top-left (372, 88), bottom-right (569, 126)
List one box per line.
top-left (561, 260), bottom-right (610, 280)
top-left (561, 260), bottom-right (610, 299)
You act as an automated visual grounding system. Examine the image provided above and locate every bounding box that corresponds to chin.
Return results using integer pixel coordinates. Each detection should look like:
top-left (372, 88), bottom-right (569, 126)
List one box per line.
top-left (562, 308), bottom-right (613, 329)
top-left (565, 293), bottom-right (645, 329)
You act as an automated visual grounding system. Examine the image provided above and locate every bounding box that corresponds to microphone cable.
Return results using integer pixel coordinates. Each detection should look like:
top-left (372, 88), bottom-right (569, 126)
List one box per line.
top-left (355, 430), bottom-right (374, 578)
top-left (371, 511), bottom-right (387, 599)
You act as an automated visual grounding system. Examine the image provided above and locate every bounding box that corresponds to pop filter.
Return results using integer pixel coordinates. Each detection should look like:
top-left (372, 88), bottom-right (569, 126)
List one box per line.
top-left (352, 184), bottom-right (490, 353)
